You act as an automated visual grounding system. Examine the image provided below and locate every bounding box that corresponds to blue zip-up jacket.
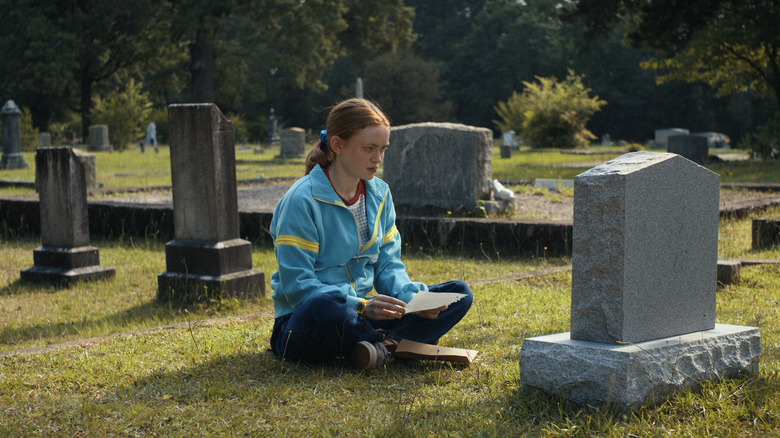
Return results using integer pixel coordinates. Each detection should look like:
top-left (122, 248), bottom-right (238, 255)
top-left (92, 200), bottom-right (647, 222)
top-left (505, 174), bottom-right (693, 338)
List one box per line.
top-left (270, 164), bottom-right (427, 318)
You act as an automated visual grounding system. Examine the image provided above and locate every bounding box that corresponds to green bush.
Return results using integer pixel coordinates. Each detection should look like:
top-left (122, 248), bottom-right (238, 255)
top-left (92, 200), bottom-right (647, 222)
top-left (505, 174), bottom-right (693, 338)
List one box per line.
top-left (19, 107), bottom-right (39, 152)
top-left (741, 115), bottom-right (780, 159)
top-left (92, 79), bottom-right (153, 151)
top-left (48, 111), bottom-right (82, 146)
top-left (494, 71), bottom-right (605, 149)
top-left (226, 112), bottom-right (248, 144)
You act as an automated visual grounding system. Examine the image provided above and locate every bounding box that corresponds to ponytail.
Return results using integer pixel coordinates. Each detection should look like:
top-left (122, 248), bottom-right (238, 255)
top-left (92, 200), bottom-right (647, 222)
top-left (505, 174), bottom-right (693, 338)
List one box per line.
top-left (304, 140), bottom-right (334, 175)
top-left (304, 98), bottom-right (390, 175)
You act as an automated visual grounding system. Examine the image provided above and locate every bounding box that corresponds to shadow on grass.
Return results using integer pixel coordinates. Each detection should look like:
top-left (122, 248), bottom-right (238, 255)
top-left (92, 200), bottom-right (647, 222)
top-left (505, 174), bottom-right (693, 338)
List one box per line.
top-left (0, 277), bottom-right (64, 297)
top-left (111, 347), bottom-right (608, 435)
top-left (0, 298), bottom-right (197, 352)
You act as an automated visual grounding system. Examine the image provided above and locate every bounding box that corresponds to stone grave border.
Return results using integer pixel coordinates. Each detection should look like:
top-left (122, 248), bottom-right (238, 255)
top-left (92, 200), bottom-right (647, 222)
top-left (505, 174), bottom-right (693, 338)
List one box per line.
top-left (2, 182), bottom-right (780, 256)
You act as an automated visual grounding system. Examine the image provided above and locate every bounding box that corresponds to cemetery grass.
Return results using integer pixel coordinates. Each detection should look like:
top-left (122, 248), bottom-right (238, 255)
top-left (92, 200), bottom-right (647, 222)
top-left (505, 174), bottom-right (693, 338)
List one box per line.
top-left (0, 146), bottom-right (306, 195)
top-left (0, 268), bottom-right (778, 435)
top-left (1, 213), bottom-right (779, 435)
top-left (0, 237), bottom-right (569, 354)
top-left (3, 145), bottom-right (779, 197)
top-left (491, 145), bottom-right (780, 184)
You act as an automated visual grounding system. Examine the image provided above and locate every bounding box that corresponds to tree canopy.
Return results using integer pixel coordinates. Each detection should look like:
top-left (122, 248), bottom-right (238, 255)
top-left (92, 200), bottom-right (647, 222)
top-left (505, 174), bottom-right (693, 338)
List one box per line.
top-left (1, 0), bottom-right (776, 148)
top-left (565, 0), bottom-right (780, 106)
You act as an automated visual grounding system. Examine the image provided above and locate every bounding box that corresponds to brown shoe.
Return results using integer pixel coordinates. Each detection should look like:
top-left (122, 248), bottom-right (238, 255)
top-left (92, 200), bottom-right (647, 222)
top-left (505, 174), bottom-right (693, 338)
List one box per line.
top-left (348, 340), bottom-right (395, 370)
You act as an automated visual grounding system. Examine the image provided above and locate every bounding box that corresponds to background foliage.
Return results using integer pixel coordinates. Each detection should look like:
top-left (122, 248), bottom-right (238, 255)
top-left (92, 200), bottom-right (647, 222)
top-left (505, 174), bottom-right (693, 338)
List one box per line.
top-left (0, 0), bottom-right (779, 152)
top-left (495, 72), bottom-right (605, 148)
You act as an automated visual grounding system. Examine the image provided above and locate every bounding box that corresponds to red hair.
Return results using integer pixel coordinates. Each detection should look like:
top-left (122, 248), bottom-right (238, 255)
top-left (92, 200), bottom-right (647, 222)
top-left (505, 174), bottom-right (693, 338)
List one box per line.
top-left (305, 98), bottom-right (390, 175)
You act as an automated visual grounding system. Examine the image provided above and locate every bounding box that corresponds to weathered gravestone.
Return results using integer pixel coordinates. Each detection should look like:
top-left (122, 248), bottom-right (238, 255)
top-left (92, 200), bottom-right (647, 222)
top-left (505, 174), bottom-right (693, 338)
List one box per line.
top-left (668, 134), bottom-right (709, 165)
top-left (88, 124), bottom-right (112, 152)
top-left (38, 132), bottom-right (51, 147)
top-left (1, 100), bottom-right (29, 169)
top-left (717, 259), bottom-right (741, 285)
top-left (519, 152), bottom-right (760, 410)
top-left (20, 147), bottom-right (115, 285)
top-left (158, 104), bottom-right (265, 303)
top-left (267, 109), bottom-right (280, 144)
top-left (752, 218), bottom-right (780, 249)
top-left (72, 148), bottom-right (98, 190)
top-left (384, 123), bottom-right (492, 212)
top-left (278, 127), bottom-right (306, 158)
top-left (654, 128), bottom-right (689, 148)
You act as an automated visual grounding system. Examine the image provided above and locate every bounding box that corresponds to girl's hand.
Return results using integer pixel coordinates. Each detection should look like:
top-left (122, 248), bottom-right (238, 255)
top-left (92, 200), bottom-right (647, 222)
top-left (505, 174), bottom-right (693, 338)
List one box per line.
top-left (415, 305), bottom-right (448, 320)
top-left (365, 295), bottom-right (406, 320)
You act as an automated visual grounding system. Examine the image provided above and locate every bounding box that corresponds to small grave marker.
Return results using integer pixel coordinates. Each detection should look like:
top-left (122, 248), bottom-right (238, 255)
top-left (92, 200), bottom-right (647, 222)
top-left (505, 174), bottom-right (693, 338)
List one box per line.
top-left (1, 100), bottom-right (29, 169)
top-left (21, 147), bottom-right (114, 285)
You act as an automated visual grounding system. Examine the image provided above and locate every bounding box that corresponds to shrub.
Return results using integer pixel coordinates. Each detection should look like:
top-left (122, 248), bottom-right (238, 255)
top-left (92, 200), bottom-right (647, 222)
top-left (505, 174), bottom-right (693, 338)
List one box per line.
top-left (741, 115), bottom-right (780, 159)
top-left (20, 107), bottom-right (39, 152)
top-left (494, 71), bottom-right (605, 149)
top-left (49, 111), bottom-right (82, 145)
top-left (92, 79), bottom-right (153, 151)
top-left (226, 112), bottom-right (248, 144)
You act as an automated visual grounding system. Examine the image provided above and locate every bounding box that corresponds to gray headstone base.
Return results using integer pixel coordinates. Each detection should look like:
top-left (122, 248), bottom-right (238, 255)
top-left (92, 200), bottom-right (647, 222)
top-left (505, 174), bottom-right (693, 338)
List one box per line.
top-left (519, 324), bottom-right (760, 410)
top-left (717, 259), bottom-right (742, 285)
top-left (158, 238), bottom-right (265, 303)
top-left (31, 245), bottom-right (100, 268)
top-left (157, 269), bottom-right (265, 303)
top-left (1, 152), bottom-right (29, 169)
top-left (20, 246), bottom-right (115, 286)
top-left (163, 238), bottom-right (254, 276)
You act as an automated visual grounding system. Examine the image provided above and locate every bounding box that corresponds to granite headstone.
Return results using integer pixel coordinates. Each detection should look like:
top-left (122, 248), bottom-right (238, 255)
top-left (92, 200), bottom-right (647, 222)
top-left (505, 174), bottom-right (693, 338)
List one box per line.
top-left (158, 103), bottom-right (264, 303)
top-left (20, 147), bottom-right (114, 285)
top-left (384, 122), bottom-right (492, 212)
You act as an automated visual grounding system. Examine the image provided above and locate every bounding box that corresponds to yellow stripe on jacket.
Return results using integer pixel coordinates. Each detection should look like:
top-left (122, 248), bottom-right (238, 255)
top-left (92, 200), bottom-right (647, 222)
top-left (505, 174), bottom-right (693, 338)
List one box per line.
top-left (275, 235), bottom-right (319, 253)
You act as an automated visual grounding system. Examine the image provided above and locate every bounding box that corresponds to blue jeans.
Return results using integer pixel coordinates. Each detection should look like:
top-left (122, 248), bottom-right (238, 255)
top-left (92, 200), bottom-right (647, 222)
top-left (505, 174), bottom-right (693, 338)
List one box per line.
top-left (270, 281), bottom-right (473, 364)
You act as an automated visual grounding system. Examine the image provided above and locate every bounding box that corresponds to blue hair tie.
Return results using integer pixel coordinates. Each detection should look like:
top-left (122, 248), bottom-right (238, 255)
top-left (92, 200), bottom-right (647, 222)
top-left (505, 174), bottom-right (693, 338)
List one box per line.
top-left (320, 130), bottom-right (328, 146)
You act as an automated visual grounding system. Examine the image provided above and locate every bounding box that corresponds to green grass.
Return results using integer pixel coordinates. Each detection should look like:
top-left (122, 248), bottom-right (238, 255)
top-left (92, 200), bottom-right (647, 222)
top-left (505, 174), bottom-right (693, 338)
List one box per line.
top-left (1, 142), bottom-right (780, 435)
top-left (707, 159), bottom-right (780, 184)
top-left (0, 235), bottom-right (568, 353)
top-left (4, 145), bottom-right (779, 197)
top-left (0, 262), bottom-right (778, 435)
top-left (491, 145), bottom-right (780, 183)
top-left (720, 205), bottom-right (780, 259)
top-left (1, 207), bottom-right (779, 435)
top-left (0, 146), bottom-right (306, 195)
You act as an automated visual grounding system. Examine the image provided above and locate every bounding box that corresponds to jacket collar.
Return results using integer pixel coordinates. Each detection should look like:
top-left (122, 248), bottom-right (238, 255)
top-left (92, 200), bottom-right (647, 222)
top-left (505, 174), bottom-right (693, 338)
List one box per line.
top-left (310, 164), bottom-right (384, 203)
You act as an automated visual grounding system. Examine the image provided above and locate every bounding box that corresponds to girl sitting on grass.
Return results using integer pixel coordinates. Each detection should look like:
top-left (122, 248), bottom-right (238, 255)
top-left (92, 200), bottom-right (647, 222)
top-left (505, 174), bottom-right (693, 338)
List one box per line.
top-left (269, 98), bottom-right (473, 370)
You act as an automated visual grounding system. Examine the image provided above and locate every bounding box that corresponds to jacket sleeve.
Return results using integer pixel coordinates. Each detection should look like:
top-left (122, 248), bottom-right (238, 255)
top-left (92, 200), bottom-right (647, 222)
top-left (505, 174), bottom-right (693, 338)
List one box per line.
top-left (272, 191), bottom-right (355, 311)
top-left (372, 189), bottom-right (428, 303)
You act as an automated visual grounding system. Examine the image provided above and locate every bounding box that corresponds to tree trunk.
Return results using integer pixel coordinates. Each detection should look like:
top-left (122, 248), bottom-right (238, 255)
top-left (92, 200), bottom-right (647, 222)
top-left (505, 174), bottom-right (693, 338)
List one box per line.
top-left (190, 28), bottom-right (217, 103)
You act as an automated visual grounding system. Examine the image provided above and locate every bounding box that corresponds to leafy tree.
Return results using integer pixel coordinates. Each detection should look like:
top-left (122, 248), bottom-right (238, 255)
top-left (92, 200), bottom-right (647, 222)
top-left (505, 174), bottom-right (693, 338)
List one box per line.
top-left (494, 71), bottom-right (605, 149)
top-left (0, 0), bottom-right (170, 140)
top-left (564, 0), bottom-right (780, 110)
top-left (362, 50), bottom-right (453, 125)
top-left (437, 0), bottom-right (575, 130)
top-left (741, 114), bottom-right (780, 159)
top-left (404, 0), bottom-right (488, 63)
top-left (0, 1), bottom-right (77, 132)
top-left (171, 0), bottom-right (415, 105)
top-left (92, 79), bottom-right (153, 151)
